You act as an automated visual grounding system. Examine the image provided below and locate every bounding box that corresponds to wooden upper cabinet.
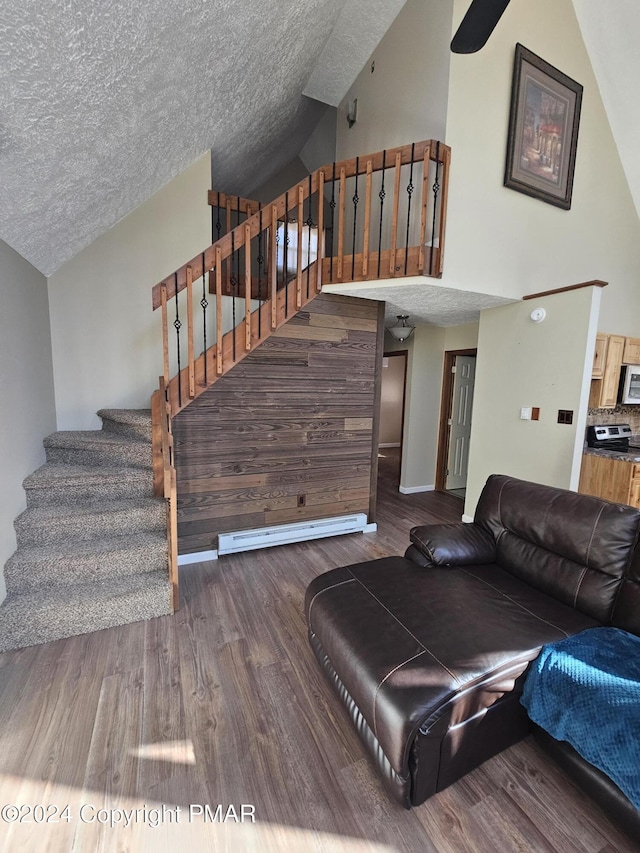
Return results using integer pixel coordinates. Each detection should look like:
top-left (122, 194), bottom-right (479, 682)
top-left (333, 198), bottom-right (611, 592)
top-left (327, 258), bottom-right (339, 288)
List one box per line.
top-left (599, 334), bottom-right (625, 408)
top-left (592, 333), bottom-right (608, 379)
top-left (590, 332), bottom-right (625, 408)
top-left (623, 336), bottom-right (640, 365)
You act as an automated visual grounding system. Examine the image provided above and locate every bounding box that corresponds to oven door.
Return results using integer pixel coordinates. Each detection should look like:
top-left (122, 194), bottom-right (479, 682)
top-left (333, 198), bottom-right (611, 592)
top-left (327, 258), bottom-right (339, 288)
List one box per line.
top-left (621, 365), bottom-right (640, 404)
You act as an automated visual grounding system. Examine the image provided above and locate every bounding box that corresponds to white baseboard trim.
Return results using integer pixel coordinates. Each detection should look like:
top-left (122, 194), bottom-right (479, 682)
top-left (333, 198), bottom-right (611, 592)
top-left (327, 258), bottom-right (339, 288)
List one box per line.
top-left (362, 522), bottom-right (377, 533)
top-left (399, 484), bottom-right (435, 495)
top-left (178, 549), bottom-right (219, 566)
top-left (462, 514), bottom-right (474, 524)
top-left (378, 442), bottom-right (401, 448)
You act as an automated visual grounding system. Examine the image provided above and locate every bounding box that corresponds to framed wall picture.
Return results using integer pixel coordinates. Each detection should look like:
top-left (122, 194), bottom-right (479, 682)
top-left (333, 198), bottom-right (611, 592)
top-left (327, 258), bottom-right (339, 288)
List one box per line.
top-left (504, 43), bottom-right (583, 209)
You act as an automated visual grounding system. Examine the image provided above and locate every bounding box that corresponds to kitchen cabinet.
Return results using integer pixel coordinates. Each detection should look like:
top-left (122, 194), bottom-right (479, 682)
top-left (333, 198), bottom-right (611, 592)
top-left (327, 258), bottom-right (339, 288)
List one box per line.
top-left (591, 333), bottom-right (608, 379)
top-left (589, 333), bottom-right (625, 408)
top-left (579, 453), bottom-right (640, 509)
top-left (623, 336), bottom-right (640, 365)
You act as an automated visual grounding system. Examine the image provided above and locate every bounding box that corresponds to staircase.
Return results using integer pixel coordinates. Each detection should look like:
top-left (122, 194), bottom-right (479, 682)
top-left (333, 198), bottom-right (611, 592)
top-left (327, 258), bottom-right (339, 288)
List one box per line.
top-left (151, 138), bottom-right (451, 603)
top-left (0, 409), bottom-right (172, 653)
top-left (0, 138), bottom-right (450, 653)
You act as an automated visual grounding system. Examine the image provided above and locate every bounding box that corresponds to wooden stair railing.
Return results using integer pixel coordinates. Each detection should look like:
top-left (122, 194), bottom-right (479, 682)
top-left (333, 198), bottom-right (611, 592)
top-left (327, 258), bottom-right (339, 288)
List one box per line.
top-left (150, 138), bottom-right (450, 607)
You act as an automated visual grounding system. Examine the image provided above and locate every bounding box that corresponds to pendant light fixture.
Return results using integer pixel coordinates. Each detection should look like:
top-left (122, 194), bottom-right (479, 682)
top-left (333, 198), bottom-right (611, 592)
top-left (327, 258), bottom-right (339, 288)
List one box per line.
top-left (387, 315), bottom-right (415, 342)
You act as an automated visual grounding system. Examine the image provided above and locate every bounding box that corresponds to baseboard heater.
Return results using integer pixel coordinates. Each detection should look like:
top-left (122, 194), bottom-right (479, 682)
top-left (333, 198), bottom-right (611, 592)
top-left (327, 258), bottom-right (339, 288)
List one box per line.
top-left (217, 513), bottom-right (374, 555)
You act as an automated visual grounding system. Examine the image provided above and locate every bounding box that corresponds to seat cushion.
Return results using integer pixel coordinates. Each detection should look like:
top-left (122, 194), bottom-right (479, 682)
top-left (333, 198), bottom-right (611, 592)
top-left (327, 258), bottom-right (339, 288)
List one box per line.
top-left (305, 556), bottom-right (598, 780)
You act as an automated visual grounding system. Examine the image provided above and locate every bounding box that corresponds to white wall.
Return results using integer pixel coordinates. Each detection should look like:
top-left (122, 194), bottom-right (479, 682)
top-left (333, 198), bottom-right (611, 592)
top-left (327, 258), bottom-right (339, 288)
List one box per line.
top-left (393, 322), bottom-right (479, 492)
top-left (331, 0), bottom-right (640, 511)
top-left (0, 240), bottom-right (57, 603)
top-left (443, 322), bottom-right (479, 353)
top-left (444, 0), bottom-right (640, 335)
top-left (335, 0), bottom-right (452, 158)
top-left (399, 324), bottom-right (445, 491)
top-left (333, 0), bottom-right (640, 337)
top-left (48, 153), bottom-right (211, 430)
top-left (380, 354), bottom-right (406, 445)
top-left (465, 286), bottom-right (600, 518)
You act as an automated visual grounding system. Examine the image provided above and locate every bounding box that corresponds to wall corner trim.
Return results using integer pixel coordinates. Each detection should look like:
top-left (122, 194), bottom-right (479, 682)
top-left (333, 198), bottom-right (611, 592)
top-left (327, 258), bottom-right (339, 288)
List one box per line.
top-left (178, 549), bottom-right (219, 566)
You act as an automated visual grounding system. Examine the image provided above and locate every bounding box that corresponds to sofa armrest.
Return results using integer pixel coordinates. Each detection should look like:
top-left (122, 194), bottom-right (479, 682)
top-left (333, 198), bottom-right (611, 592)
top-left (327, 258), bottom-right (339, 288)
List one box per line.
top-left (407, 523), bottom-right (497, 567)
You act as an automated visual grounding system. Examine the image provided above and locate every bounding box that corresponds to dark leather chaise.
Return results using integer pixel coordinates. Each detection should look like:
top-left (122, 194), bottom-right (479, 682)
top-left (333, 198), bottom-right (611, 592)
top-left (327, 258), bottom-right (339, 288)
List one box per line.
top-left (305, 474), bottom-right (640, 829)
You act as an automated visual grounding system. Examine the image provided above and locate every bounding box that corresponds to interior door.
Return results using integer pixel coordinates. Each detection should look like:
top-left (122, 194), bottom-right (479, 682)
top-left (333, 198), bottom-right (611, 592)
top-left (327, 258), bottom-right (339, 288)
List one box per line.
top-left (446, 355), bottom-right (476, 490)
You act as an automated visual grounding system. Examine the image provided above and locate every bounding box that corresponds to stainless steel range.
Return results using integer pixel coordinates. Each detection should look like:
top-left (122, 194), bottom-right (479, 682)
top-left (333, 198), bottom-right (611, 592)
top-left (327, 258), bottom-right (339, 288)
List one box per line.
top-left (586, 423), bottom-right (632, 452)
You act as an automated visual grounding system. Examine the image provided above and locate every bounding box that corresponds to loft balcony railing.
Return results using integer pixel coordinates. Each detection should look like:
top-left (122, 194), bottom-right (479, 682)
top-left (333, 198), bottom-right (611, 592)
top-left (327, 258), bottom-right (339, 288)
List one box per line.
top-left (152, 140), bottom-right (449, 411)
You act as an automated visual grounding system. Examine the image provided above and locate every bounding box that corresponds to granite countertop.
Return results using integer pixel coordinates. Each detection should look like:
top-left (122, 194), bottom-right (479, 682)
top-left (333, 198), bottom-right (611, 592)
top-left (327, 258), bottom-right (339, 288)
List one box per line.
top-left (584, 446), bottom-right (640, 463)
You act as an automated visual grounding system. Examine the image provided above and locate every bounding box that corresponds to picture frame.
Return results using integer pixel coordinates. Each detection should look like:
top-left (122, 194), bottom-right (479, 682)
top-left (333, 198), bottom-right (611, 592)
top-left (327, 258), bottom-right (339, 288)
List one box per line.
top-left (504, 43), bottom-right (583, 210)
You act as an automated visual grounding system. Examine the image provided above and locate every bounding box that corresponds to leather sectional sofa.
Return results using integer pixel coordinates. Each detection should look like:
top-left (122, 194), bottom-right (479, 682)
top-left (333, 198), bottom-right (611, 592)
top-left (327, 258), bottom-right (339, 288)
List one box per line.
top-left (305, 474), bottom-right (640, 837)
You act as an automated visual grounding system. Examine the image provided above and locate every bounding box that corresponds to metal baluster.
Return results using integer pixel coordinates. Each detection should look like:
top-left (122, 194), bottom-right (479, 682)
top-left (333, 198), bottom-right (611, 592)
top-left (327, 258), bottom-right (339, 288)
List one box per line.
top-left (201, 252), bottom-right (208, 384)
top-left (404, 142), bottom-right (415, 275)
top-left (173, 272), bottom-right (182, 408)
top-left (329, 162), bottom-right (336, 280)
top-left (306, 174), bottom-right (313, 299)
top-left (351, 157), bottom-right (359, 281)
top-left (236, 196), bottom-right (241, 295)
top-left (430, 142), bottom-right (441, 277)
top-left (257, 205), bottom-right (263, 338)
top-left (284, 191), bottom-right (289, 317)
top-left (231, 231), bottom-right (236, 360)
top-left (377, 150), bottom-right (386, 278)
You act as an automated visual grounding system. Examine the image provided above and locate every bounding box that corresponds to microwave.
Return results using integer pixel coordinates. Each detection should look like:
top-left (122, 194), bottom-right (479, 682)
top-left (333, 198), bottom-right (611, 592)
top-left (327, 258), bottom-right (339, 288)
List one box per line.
top-left (619, 364), bottom-right (640, 404)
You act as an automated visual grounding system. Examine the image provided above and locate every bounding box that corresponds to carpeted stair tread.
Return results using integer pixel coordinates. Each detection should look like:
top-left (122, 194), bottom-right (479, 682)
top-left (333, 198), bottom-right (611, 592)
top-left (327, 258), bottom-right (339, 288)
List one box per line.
top-left (44, 430), bottom-right (149, 449)
top-left (44, 430), bottom-right (151, 468)
top-left (0, 571), bottom-right (172, 653)
top-left (23, 463), bottom-right (153, 506)
top-left (98, 408), bottom-right (152, 440)
top-left (1, 407), bottom-right (171, 652)
top-left (4, 531), bottom-right (167, 594)
top-left (15, 498), bottom-right (166, 546)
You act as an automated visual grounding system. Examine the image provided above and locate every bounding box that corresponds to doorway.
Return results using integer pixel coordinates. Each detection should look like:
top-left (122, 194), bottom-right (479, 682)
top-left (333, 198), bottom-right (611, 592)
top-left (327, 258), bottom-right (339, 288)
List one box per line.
top-left (435, 349), bottom-right (477, 499)
top-left (378, 351), bottom-right (407, 487)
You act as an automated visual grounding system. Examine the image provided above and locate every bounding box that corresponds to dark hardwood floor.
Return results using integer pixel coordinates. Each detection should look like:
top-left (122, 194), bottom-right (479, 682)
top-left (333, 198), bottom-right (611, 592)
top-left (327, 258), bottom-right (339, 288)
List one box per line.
top-left (0, 459), bottom-right (635, 852)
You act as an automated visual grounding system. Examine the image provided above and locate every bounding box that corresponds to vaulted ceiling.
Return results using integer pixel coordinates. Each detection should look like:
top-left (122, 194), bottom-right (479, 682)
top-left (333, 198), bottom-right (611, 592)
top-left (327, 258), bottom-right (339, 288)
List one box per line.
top-left (0, 0), bottom-right (406, 275)
top-left (0, 0), bottom-right (637, 280)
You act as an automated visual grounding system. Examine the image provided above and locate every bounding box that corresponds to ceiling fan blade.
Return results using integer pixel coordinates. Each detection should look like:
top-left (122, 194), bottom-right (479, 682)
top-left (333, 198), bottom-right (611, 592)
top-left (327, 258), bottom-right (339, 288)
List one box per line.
top-left (451, 0), bottom-right (511, 54)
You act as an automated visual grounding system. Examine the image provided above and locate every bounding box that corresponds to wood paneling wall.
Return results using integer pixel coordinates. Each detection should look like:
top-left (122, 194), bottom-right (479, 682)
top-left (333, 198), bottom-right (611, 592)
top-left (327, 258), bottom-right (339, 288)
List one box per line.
top-left (173, 293), bottom-right (385, 554)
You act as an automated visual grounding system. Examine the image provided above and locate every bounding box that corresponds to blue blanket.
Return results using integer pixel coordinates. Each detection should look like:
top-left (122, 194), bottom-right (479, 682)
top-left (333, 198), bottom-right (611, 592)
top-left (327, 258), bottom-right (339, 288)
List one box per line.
top-left (521, 627), bottom-right (640, 809)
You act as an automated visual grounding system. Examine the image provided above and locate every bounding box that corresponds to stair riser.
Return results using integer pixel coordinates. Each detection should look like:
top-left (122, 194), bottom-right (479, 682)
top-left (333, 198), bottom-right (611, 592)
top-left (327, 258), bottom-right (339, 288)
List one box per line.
top-left (0, 574), bottom-right (172, 654)
top-left (4, 545), bottom-right (167, 595)
top-left (15, 505), bottom-right (166, 548)
top-left (100, 419), bottom-right (152, 441)
top-left (45, 444), bottom-right (151, 469)
top-left (25, 478), bottom-right (153, 508)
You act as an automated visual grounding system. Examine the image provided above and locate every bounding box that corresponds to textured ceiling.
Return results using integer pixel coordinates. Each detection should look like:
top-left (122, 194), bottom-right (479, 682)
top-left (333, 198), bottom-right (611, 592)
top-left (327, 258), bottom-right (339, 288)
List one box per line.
top-left (2, 1), bottom-right (637, 278)
top-left (328, 280), bottom-right (516, 326)
top-left (0, 0), bottom-right (399, 275)
top-left (303, 0), bottom-right (407, 106)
